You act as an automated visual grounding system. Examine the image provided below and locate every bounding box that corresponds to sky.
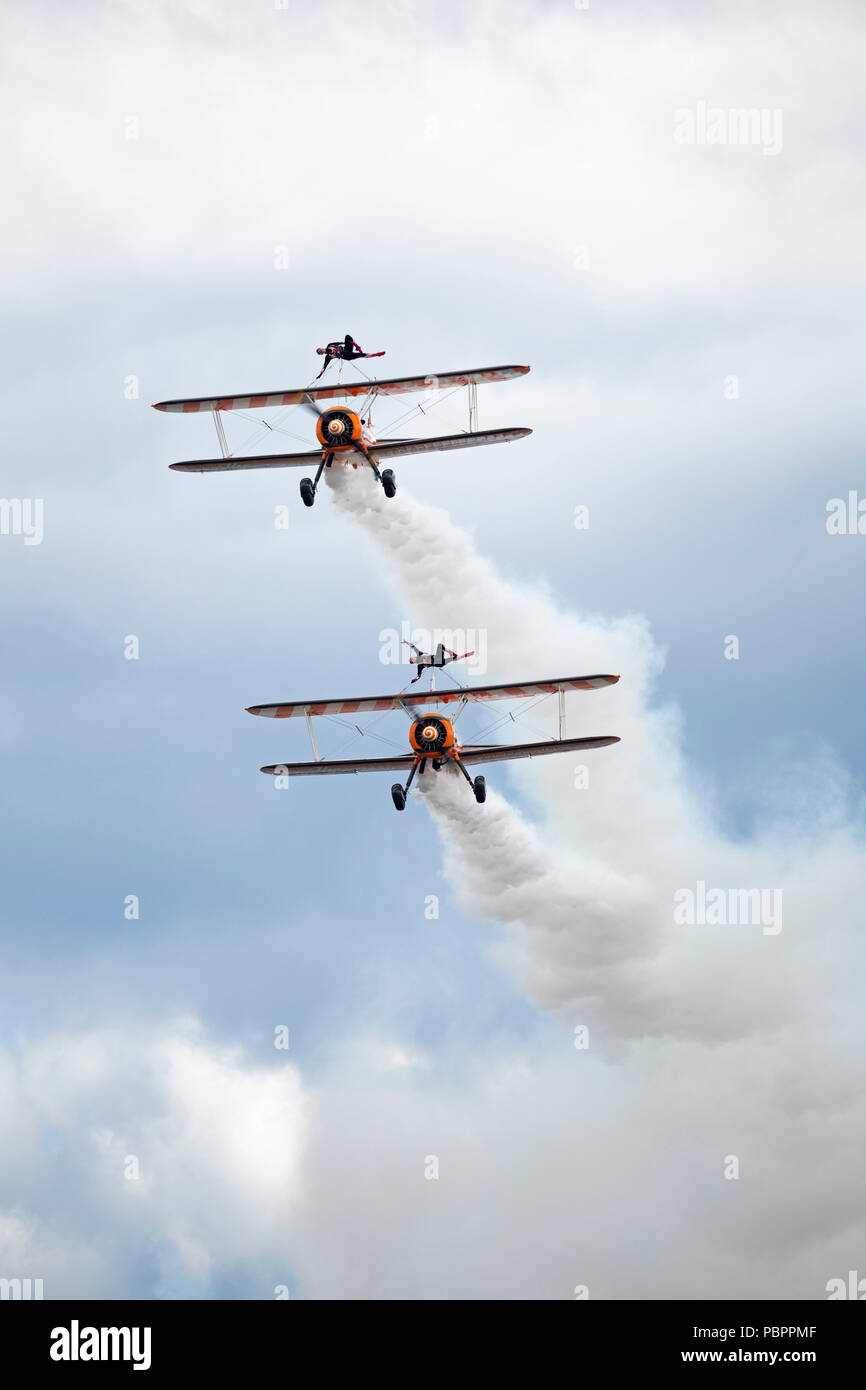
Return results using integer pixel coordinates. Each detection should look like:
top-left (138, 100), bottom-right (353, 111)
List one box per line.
top-left (1, 0), bottom-right (865, 1300)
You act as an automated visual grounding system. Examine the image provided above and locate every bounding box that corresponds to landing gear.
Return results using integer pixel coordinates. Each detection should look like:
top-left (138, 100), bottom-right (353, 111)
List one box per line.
top-left (452, 758), bottom-right (487, 805)
top-left (392, 757), bottom-right (422, 810)
top-left (299, 451), bottom-right (334, 508)
top-left (361, 449), bottom-right (397, 498)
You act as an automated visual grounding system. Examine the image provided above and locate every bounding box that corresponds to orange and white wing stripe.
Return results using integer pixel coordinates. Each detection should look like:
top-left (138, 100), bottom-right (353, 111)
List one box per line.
top-left (153, 365), bottom-right (530, 413)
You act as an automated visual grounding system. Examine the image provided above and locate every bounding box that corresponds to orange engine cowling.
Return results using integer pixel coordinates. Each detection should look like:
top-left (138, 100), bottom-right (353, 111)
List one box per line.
top-left (409, 714), bottom-right (455, 755)
top-left (316, 407), bottom-right (362, 449)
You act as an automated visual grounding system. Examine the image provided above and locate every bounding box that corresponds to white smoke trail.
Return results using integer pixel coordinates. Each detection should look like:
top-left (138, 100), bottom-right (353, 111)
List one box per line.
top-left (320, 466), bottom-right (866, 1289)
top-left (327, 467), bottom-right (866, 1055)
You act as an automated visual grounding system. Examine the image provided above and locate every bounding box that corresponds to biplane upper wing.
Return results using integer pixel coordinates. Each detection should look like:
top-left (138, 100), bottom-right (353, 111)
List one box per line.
top-left (153, 365), bottom-right (530, 413)
top-left (260, 735), bottom-right (619, 776)
top-left (168, 428), bottom-right (531, 472)
top-left (247, 674), bottom-right (620, 720)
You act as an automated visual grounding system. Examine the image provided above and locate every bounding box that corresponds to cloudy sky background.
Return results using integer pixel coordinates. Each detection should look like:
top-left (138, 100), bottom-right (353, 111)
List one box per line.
top-left (1, 0), bottom-right (865, 1298)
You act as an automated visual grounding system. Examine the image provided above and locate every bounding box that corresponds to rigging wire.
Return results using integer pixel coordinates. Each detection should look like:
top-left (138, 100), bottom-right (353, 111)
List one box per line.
top-left (377, 382), bottom-right (469, 437)
top-left (465, 691), bottom-right (561, 744)
top-left (213, 363), bottom-right (472, 456)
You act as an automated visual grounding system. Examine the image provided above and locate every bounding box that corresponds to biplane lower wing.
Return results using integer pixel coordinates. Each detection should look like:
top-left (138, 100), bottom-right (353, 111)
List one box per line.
top-left (368, 428), bottom-right (530, 459)
top-left (171, 449), bottom-right (323, 473)
top-left (247, 674), bottom-right (620, 720)
top-left (458, 736), bottom-right (620, 765)
top-left (260, 735), bottom-right (619, 777)
top-left (169, 428), bottom-right (531, 473)
top-left (153, 365), bottom-right (529, 413)
top-left (262, 753), bottom-right (417, 776)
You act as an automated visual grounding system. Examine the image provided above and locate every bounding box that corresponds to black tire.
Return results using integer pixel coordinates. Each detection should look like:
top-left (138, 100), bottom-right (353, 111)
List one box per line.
top-left (300, 477), bottom-right (315, 508)
top-left (473, 775), bottom-right (486, 804)
top-left (391, 783), bottom-right (406, 811)
top-left (382, 468), bottom-right (397, 498)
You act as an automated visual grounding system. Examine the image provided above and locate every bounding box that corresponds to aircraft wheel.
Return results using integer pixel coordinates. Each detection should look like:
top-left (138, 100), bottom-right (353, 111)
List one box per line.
top-left (391, 783), bottom-right (406, 811)
top-left (300, 477), bottom-right (315, 507)
top-left (473, 775), bottom-right (486, 804)
top-left (382, 468), bottom-right (397, 498)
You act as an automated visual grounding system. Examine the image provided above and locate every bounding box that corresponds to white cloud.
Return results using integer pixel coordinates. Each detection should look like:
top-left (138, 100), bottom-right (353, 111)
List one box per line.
top-left (4, 0), bottom-right (865, 315)
top-left (0, 1020), bottom-right (310, 1297)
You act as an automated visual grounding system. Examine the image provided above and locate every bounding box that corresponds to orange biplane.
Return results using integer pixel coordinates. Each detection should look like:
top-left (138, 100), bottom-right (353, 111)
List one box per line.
top-left (153, 365), bottom-right (531, 508)
top-left (247, 672), bottom-right (621, 811)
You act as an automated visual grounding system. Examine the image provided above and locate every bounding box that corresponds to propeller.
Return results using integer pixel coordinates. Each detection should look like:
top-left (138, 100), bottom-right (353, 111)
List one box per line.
top-left (300, 393), bottom-right (325, 419)
top-left (412, 716), bottom-right (450, 753)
